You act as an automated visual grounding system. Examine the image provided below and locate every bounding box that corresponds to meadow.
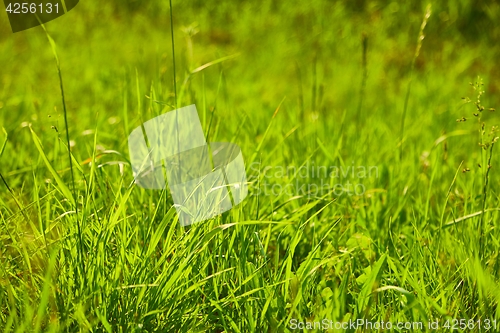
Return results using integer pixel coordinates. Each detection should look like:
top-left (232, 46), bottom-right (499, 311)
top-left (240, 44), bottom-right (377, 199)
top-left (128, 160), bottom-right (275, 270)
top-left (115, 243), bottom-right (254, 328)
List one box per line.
top-left (1, 0), bottom-right (500, 331)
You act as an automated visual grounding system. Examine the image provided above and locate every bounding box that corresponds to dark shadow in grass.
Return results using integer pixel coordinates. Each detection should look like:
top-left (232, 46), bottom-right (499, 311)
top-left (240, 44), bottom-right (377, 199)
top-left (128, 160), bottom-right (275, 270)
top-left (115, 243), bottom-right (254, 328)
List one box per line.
top-left (4, 0), bottom-right (79, 33)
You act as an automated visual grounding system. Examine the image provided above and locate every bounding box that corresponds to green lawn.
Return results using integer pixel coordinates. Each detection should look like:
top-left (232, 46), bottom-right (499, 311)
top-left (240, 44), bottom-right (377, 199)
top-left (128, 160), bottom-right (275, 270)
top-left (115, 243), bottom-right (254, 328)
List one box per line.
top-left (1, 0), bottom-right (500, 331)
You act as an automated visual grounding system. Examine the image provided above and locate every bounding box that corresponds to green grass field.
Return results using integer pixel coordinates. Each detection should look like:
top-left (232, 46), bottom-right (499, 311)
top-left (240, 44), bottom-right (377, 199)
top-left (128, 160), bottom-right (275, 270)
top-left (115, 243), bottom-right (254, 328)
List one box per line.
top-left (1, 0), bottom-right (500, 331)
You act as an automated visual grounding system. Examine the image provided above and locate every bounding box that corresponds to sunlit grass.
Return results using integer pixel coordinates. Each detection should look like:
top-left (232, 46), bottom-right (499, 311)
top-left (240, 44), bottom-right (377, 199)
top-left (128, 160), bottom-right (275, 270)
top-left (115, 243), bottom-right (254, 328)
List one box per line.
top-left (1, 0), bottom-right (500, 331)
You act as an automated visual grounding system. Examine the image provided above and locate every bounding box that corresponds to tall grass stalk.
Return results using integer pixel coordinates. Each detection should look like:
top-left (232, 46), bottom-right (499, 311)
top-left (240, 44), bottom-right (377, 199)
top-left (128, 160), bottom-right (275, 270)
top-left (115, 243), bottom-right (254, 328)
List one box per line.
top-left (399, 4), bottom-right (431, 161)
top-left (169, 0), bottom-right (177, 107)
top-left (469, 78), bottom-right (499, 255)
top-left (40, 24), bottom-right (86, 284)
top-left (480, 142), bottom-right (495, 253)
top-left (169, 0), bottom-right (182, 187)
top-left (356, 32), bottom-right (368, 121)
